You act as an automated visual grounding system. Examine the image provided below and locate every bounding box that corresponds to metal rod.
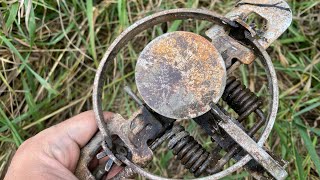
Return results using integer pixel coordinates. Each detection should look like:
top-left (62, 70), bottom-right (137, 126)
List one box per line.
top-left (210, 103), bottom-right (287, 180)
top-left (124, 86), bottom-right (144, 106)
top-left (227, 61), bottom-right (241, 75)
top-left (207, 108), bottom-right (266, 174)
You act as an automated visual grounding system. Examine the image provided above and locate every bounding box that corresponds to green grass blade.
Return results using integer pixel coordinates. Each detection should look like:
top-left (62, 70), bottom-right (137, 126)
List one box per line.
top-left (294, 120), bottom-right (320, 137)
top-left (293, 102), bottom-right (320, 117)
top-left (168, 20), bottom-right (182, 32)
top-left (117, 0), bottom-right (129, 29)
top-left (0, 35), bottom-right (57, 94)
top-left (294, 117), bottom-right (320, 176)
top-left (5, 2), bottom-right (19, 29)
top-left (293, 145), bottom-right (306, 180)
top-left (41, 22), bottom-right (75, 46)
top-left (0, 71), bottom-right (15, 94)
top-left (0, 99), bottom-right (49, 133)
top-left (24, 0), bottom-right (36, 45)
top-left (0, 109), bottom-right (23, 146)
top-left (159, 151), bottom-right (173, 169)
top-left (86, 0), bottom-right (97, 67)
top-left (22, 77), bottom-right (40, 121)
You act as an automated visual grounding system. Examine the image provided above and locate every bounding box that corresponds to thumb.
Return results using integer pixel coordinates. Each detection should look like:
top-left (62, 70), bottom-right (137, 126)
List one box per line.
top-left (38, 110), bottom-right (113, 171)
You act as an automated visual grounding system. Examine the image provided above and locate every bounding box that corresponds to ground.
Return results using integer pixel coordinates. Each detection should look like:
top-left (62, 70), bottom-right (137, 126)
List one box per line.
top-left (0, 0), bottom-right (319, 179)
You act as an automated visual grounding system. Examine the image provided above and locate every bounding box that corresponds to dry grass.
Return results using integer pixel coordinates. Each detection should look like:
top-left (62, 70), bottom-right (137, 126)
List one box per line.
top-left (0, 0), bottom-right (319, 179)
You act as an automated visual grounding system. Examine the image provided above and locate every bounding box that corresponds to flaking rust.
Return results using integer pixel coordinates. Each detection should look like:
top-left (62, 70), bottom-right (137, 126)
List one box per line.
top-left (135, 31), bottom-right (226, 119)
top-left (206, 0), bottom-right (292, 65)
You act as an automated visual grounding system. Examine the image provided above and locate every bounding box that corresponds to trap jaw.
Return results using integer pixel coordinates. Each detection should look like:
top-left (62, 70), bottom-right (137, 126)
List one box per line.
top-left (76, 1), bottom-right (292, 179)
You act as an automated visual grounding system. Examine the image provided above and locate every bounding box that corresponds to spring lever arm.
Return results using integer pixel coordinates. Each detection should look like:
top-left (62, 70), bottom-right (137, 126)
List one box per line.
top-left (210, 103), bottom-right (287, 180)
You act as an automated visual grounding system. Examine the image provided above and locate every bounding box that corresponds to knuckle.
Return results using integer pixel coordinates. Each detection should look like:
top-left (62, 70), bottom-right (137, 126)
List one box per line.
top-left (16, 138), bottom-right (33, 153)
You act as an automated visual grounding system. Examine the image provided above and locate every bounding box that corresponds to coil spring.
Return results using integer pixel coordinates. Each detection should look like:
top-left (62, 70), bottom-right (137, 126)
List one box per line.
top-left (168, 125), bottom-right (211, 177)
top-left (222, 76), bottom-right (263, 121)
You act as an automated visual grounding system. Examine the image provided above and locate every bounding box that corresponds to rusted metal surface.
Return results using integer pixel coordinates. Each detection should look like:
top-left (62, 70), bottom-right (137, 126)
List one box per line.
top-left (75, 108), bottom-right (163, 179)
top-left (207, 25), bottom-right (256, 66)
top-left (210, 103), bottom-right (287, 180)
top-left (92, 9), bottom-right (237, 173)
top-left (128, 107), bottom-right (163, 154)
top-left (206, 108), bottom-right (266, 174)
top-left (136, 31), bottom-right (226, 119)
top-left (123, 27), bottom-right (280, 180)
top-left (75, 132), bottom-right (103, 180)
top-left (103, 108), bottom-right (162, 166)
top-left (206, 0), bottom-right (292, 65)
top-left (193, 87), bottom-right (269, 178)
top-left (229, 0), bottom-right (292, 48)
top-left (93, 7), bottom-right (236, 154)
top-left (222, 76), bottom-right (263, 121)
top-left (167, 125), bottom-right (211, 177)
top-left (101, 29), bottom-right (282, 180)
top-left (86, 4), bottom-right (291, 180)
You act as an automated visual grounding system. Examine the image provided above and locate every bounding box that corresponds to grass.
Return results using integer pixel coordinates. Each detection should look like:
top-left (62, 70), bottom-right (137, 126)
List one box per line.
top-left (0, 0), bottom-right (319, 179)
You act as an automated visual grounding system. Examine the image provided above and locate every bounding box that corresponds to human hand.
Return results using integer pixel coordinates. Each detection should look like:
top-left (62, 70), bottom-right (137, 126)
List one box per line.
top-left (4, 111), bottom-right (123, 180)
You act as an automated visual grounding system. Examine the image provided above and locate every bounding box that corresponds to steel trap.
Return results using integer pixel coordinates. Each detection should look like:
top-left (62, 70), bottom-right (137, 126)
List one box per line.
top-left (75, 0), bottom-right (292, 179)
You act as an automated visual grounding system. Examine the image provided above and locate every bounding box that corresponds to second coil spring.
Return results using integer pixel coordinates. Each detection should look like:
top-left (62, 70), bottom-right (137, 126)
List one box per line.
top-left (167, 125), bottom-right (211, 177)
top-left (222, 76), bottom-right (263, 121)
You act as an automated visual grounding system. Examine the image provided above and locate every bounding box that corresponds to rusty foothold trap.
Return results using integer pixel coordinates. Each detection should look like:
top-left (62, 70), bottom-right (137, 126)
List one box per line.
top-left (75, 0), bottom-right (292, 179)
